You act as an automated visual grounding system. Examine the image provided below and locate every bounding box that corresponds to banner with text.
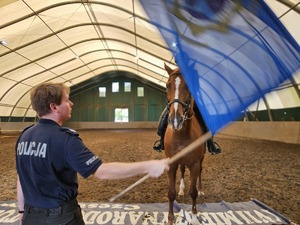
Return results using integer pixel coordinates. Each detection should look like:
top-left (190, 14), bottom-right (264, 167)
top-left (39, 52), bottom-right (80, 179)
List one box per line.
top-left (0, 199), bottom-right (290, 225)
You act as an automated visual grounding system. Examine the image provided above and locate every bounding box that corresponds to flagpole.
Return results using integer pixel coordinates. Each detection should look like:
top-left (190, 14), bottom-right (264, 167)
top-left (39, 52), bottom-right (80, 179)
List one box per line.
top-left (109, 131), bottom-right (212, 202)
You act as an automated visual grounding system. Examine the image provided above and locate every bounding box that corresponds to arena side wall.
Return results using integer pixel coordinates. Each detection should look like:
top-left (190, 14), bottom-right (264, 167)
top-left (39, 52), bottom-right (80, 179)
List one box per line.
top-left (218, 121), bottom-right (300, 144)
top-left (1, 122), bottom-right (299, 145)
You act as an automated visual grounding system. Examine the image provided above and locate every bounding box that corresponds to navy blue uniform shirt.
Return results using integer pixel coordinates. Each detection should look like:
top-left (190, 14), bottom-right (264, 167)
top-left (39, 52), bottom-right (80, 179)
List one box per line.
top-left (16, 119), bottom-right (102, 208)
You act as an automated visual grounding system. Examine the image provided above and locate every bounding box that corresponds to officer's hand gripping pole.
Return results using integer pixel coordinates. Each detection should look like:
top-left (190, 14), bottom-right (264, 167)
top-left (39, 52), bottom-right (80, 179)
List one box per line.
top-left (109, 131), bottom-right (212, 202)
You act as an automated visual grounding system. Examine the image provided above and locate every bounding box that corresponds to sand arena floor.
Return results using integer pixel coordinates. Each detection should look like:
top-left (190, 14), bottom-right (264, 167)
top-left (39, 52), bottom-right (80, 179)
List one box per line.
top-left (0, 129), bottom-right (299, 224)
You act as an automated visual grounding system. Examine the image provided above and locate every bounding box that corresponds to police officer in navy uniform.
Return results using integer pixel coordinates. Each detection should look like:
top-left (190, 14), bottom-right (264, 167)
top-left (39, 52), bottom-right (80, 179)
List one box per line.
top-left (16, 82), bottom-right (169, 225)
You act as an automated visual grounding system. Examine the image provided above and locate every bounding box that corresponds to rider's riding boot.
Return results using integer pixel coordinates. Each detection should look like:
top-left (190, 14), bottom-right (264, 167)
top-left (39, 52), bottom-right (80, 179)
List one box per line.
top-left (153, 108), bottom-right (169, 152)
top-left (153, 137), bottom-right (164, 152)
top-left (193, 105), bottom-right (221, 155)
top-left (207, 138), bottom-right (221, 155)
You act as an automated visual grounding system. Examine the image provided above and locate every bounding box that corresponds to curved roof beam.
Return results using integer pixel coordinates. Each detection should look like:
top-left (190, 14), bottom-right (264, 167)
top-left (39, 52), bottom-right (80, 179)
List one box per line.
top-left (0, 22), bottom-right (170, 75)
top-left (276, 0), bottom-right (300, 14)
top-left (0, 36), bottom-right (172, 100)
top-left (0, 1), bottom-right (146, 29)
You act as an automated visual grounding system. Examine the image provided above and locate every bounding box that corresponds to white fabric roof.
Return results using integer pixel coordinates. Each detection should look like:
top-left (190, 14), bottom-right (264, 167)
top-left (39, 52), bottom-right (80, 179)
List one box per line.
top-left (0, 0), bottom-right (299, 119)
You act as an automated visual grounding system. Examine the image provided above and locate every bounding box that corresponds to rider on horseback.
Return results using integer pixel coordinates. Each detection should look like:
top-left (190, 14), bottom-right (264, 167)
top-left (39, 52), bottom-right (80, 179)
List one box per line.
top-left (153, 104), bottom-right (221, 155)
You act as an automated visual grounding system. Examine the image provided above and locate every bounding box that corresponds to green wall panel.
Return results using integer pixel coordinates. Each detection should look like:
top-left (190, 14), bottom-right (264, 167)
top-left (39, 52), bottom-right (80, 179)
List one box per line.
top-left (148, 105), bottom-right (163, 121)
top-left (69, 75), bottom-right (166, 122)
top-left (134, 105), bottom-right (147, 121)
top-left (68, 74), bottom-right (299, 123)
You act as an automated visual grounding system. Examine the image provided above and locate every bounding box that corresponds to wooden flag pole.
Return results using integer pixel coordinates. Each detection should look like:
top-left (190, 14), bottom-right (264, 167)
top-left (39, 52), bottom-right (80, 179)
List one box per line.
top-left (109, 131), bottom-right (212, 202)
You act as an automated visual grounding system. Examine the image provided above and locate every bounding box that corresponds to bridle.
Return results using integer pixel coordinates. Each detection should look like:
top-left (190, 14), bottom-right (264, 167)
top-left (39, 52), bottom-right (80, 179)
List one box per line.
top-left (166, 72), bottom-right (193, 120)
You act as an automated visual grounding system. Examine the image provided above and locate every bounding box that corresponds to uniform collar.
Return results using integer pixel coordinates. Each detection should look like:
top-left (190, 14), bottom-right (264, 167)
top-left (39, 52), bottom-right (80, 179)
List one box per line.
top-left (39, 118), bottom-right (60, 126)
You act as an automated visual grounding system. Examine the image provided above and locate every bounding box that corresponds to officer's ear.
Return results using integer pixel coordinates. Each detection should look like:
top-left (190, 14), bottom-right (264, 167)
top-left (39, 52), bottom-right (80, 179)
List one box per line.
top-left (50, 103), bottom-right (58, 111)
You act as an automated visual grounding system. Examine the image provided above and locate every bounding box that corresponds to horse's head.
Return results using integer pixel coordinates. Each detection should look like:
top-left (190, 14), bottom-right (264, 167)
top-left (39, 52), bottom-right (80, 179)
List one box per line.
top-left (165, 63), bottom-right (194, 131)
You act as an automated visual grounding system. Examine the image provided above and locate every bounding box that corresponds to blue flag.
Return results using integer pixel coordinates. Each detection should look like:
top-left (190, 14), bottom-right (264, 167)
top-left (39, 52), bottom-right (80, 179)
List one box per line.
top-left (140, 0), bottom-right (300, 134)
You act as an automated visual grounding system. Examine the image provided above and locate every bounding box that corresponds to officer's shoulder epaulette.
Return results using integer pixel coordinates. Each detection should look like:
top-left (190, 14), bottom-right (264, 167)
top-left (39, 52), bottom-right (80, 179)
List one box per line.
top-left (60, 127), bottom-right (79, 136)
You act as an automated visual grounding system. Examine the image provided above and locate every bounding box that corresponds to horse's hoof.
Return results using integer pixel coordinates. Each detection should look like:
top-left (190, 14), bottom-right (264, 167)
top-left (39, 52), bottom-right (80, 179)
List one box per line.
top-left (198, 191), bottom-right (204, 196)
top-left (178, 191), bottom-right (184, 196)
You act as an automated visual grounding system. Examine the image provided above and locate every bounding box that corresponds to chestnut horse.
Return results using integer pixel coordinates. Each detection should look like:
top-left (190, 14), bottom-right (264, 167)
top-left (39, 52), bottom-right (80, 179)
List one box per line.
top-left (164, 63), bottom-right (205, 225)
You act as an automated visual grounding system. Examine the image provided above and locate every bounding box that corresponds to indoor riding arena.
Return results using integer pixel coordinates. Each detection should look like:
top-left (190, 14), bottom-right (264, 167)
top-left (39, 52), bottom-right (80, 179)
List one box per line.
top-left (1, 124), bottom-right (299, 224)
top-left (0, 1), bottom-right (299, 225)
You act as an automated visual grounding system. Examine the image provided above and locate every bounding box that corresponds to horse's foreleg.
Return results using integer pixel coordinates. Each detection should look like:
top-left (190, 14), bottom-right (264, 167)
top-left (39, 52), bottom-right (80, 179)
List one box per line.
top-left (189, 175), bottom-right (198, 214)
top-left (189, 165), bottom-right (200, 225)
top-left (198, 163), bottom-right (204, 196)
top-left (167, 164), bottom-right (178, 225)
top-left (178, 164), bottom-right (185, 196)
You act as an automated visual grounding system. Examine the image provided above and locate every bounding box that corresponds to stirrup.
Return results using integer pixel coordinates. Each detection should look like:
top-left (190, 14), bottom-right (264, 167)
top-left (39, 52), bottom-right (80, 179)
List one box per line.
top-left (153, 140), bottom-right (162, 152)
